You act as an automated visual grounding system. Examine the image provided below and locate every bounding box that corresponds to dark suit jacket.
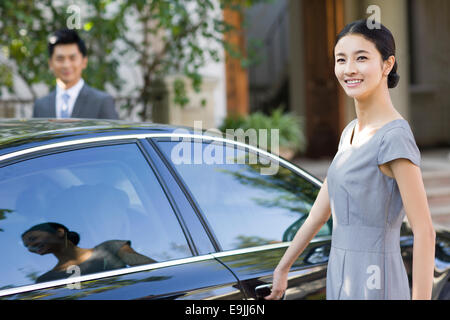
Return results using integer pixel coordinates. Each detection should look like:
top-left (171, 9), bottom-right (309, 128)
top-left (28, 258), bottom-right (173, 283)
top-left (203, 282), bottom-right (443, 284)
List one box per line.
top-left (33, 83), bottom-right (119, 119)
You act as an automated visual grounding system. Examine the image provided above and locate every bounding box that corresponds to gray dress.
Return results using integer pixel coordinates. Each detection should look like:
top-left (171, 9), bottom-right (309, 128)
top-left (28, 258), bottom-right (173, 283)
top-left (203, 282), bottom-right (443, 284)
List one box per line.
top-left (326, 118), bottom-right (421, 300)
top-left (36, 240), bottom-right (131, 283)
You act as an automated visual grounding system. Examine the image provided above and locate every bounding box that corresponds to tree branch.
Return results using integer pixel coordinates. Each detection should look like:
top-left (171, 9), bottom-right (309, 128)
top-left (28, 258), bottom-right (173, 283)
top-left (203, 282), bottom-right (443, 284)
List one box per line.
top-left (146, 20), bottom-right (204, 76)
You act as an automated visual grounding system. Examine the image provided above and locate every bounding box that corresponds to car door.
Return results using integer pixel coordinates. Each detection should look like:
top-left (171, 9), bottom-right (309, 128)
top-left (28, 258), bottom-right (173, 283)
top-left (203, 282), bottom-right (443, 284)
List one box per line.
top-left (154, 135), bottom-right (333, 300)
top-left (0, 139), bottom-right (244, 300)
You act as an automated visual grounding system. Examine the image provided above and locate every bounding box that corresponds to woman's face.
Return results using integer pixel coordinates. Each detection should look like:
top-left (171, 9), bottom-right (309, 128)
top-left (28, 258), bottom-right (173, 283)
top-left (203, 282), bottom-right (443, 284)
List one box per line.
top-left (334, 34), bottom-right (392, 99)
top-left (22, 229), bottom-right (64, 255)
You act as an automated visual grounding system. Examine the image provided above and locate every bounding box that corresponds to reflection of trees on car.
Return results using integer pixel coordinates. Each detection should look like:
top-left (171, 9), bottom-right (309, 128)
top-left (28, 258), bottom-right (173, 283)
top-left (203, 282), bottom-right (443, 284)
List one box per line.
top-left (283, 215), bottom-right (333, 242)
top-left (11, 275), bottom-right (173, 300)
top-left (232, 235), bottom-right (276, 249)
top-left (0, 121), bottom-right (137, 149)
top-left (218, 157), bottom-right (321, 243)
top-left (0, 209), bottom-right (14, 232)
top-left (211, 152), bottom-right (324, 249)
top-left (218, 159), bottom-right (319, 216)
top-left (228, 158), bottom-right (332, 245)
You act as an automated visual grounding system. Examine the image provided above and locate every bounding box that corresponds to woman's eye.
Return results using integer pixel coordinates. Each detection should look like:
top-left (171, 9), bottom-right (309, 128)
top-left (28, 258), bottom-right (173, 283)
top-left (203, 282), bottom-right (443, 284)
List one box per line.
top-left (357, 56), bottom-right (367, 61)
top-left (337, 58), bottom-right (345, 63)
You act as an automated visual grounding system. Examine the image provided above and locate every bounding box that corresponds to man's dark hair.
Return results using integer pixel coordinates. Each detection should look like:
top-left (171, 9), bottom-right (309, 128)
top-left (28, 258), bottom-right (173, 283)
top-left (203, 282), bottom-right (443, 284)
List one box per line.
top-left (48, 28), bottom-right (87, 57)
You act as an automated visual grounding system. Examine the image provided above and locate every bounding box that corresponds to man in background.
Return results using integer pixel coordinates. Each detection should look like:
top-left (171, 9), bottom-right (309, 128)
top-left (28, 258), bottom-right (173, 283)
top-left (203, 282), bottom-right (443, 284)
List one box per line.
top-left (33, 29), bottom-right (118, 119)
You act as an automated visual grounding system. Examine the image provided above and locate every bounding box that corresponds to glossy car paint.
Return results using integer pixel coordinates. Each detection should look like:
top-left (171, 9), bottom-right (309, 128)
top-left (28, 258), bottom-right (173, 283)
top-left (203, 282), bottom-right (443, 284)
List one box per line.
top-left (0, 119), bottom-right (448, 300)
top-left (1, 255), bottom-right (244, 300)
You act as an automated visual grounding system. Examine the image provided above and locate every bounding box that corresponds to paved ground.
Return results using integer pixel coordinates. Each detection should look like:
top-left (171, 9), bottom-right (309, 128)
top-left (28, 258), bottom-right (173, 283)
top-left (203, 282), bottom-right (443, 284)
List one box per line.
top-left (292, 147), bottom-right (450, 232)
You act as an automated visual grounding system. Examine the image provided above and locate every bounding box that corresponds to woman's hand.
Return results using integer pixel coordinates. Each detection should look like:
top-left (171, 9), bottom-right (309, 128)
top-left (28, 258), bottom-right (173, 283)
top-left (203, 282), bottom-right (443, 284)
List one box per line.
top-left (265, 178), bottom-right (332, 300)
top-left (264, 268), bottom-right (288, 300)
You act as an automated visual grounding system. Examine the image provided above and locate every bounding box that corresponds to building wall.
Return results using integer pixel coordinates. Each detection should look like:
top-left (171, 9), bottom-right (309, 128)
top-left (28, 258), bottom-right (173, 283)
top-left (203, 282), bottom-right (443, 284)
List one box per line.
top-left (288, 0), bottom-right (306, 121)
top-left (245, 0), bottom-right (289, 90)
top-left (409, 0), bottom-right (450, 147)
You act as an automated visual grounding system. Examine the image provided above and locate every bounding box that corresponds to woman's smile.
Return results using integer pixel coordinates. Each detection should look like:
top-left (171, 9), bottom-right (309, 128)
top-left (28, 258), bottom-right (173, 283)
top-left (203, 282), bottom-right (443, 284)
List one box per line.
top-left (345, 79), bottom-right (364, 88)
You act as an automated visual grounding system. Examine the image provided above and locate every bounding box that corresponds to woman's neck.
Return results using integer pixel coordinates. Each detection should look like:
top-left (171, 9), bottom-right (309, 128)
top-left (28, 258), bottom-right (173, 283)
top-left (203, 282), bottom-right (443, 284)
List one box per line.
top-left (53, 245), bottom-right (92, 270)
top-left (353, 83), bottom-right (399, 128)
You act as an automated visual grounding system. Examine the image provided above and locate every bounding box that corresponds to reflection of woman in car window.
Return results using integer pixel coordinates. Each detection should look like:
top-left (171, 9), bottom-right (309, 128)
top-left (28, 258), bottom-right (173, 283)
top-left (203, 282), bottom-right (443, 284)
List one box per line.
top-left (21, 222), bottom-right (156, 283)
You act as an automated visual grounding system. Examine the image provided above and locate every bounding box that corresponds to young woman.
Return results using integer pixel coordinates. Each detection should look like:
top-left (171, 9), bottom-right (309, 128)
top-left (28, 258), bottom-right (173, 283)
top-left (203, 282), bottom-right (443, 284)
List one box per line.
top-left (266, 19), bottom-right (436, 300)
top-left (22, 222), bottom-right (156, 283)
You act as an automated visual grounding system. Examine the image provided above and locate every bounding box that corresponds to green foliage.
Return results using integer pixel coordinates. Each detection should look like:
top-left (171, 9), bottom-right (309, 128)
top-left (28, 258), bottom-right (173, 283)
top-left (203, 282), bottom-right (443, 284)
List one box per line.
top-left (219, 107), bottom-right (307, 153)
top-left (0, 0), bottom-right (265, 120)
top-left (0, 208), bottom-right (14, 232)
top-left (0, 0), bottom-right (123, 99)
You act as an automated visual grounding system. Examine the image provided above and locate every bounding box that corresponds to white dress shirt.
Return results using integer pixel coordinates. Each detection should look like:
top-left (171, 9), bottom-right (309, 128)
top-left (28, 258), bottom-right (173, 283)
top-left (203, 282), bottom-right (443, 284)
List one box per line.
top-left (55, 78), bottom-right (85, 118)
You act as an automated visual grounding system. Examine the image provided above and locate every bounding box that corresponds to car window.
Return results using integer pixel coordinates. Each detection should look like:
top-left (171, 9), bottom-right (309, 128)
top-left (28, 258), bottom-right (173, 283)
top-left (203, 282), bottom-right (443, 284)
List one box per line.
top-left (0, 143), bottom-right (191, 289)
top-left (157, 140), bottom-right (329, 251)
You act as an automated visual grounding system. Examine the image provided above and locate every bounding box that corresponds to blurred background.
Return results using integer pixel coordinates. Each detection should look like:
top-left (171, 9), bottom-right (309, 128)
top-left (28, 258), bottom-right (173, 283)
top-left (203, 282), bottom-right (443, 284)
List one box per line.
top-left (0, 0), bottom-right (449, 229)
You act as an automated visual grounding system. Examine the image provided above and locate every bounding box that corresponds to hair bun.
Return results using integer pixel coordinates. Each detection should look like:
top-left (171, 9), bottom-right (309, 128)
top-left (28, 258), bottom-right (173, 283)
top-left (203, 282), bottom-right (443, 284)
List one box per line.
top-left (388, 72), bottom-right (400, 89)
top-left (67, 231), bottom-right (80, 246)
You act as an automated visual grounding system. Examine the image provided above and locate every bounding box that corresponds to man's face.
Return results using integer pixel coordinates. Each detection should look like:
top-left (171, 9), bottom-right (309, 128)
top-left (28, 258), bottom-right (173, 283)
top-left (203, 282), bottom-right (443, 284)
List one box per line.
top-left (49, 43), bottom-right (87, 88)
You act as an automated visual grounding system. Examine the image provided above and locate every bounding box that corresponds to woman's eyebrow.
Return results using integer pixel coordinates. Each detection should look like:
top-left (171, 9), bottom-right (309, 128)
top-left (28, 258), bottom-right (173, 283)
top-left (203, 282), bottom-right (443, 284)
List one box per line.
top-left (335, 50), bottom-right (370, 56)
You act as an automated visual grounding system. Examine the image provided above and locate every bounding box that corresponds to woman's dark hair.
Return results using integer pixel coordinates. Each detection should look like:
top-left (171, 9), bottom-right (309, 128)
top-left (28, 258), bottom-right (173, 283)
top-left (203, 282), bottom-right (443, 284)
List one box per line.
top-left (22, 222), bottom-right (80, 246)
top-left (48, 28), bottom-right (87, 58)
top-left (335, 19), bottom-right (400, 89)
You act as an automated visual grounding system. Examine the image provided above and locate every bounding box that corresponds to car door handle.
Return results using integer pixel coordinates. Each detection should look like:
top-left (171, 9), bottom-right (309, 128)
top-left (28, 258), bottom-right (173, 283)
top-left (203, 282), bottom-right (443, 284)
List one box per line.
top-left (255, 284), bottom-right (285, 300)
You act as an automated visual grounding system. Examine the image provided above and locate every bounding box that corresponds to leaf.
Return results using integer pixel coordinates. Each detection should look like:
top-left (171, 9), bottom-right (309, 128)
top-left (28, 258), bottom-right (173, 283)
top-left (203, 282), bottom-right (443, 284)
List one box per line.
top-left (0, 208), bottom-right (14, 232)
top-left (84, 21), bottom-right (94, 31)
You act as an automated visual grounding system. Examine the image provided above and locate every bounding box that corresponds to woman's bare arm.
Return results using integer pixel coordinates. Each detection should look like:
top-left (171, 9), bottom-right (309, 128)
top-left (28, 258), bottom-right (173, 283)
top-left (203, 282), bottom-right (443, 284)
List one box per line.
top-left (390, 158), bottom-right (436, 300)
top-left (265, 177), bottom-right (332, 299)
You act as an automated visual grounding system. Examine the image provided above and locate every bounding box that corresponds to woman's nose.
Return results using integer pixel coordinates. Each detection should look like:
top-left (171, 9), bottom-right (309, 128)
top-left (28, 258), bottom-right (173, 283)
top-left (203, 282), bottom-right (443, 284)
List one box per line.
top-left (344, 60), bottom-right (357, 75)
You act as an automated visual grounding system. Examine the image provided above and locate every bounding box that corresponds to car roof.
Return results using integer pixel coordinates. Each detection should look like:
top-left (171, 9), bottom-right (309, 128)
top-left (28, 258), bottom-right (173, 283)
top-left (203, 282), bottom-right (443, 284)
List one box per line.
top-left (0, 118), bottom-right (201, 156)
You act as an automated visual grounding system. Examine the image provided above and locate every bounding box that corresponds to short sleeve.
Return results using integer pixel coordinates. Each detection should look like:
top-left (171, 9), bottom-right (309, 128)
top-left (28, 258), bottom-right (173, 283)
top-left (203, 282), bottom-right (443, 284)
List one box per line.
top-left (377, 126), bottom-right (421, 167)
top-left (97, 240), bottom-right (131, 255)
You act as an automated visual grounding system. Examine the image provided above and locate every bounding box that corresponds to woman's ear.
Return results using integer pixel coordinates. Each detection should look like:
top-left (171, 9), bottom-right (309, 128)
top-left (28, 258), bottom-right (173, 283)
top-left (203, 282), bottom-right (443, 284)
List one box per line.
top-left (383, 55), bottom-right (395, 76)
top-left (56, 228), bottom-right (66, 238)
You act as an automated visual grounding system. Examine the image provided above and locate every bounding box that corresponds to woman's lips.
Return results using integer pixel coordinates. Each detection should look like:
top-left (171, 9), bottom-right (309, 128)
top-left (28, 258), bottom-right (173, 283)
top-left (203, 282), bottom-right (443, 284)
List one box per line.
top-left (345, 79), bottom-right (363, 88)
top-left (29, 243), bottom-right (46, 254)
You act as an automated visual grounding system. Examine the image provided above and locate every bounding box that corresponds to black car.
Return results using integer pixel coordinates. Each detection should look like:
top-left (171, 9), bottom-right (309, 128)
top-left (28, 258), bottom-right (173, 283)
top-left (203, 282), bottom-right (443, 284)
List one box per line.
top-left (0, 119), bottom-right (448, 300)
